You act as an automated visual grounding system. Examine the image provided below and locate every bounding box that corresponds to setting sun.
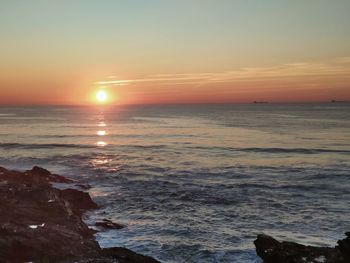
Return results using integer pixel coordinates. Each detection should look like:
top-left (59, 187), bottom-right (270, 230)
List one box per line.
top-left (96, 90), bottom-right (107, 103)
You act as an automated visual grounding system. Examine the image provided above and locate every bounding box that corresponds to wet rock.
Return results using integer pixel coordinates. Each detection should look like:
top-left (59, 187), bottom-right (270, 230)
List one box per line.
top-left (0, 166), bottom-right (160, 263)
top-left (95, 219), bottom-right (125, 230)
top-left (254, 233), bottom-right (350, 263)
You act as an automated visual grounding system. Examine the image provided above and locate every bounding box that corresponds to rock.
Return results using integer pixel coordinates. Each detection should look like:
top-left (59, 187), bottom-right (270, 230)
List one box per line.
top-left (254, 233), bottom-right (350, 263)
top-left (0, 168), bottom-right (99, 261)
top-left (102, 247), bottom-right (161, 263)
top-left (337, 232), bottom-right (350, 257)
top-left (61, 188), bottom-right (98, 213)
top-left (30, 166), bottom-right (51, 176)
top-left (0, 166), bottom-right (160, 263)
top-left (95, 219), bottom-right (125, 230)
top-left (26, 166), bottom-right (74, 183)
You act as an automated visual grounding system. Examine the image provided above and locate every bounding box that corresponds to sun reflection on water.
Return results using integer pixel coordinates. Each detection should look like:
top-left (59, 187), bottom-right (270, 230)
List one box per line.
top-left (92, 111), bottom-right (122, 173)
top-left (91, 156), bottom-right (110, 165)
top-left (98, 122), bottom-right (106, 127)
top-left (97, 130), bottom-right (106, 136)
top-left (95, 113), bottom-right (108, 147)
top-left (96, 141), bottom-right (107, 147)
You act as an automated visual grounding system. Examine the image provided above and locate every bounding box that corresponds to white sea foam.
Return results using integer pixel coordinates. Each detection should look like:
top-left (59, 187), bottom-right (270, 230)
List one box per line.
top-left (28, 223), bottom-right (45, 229)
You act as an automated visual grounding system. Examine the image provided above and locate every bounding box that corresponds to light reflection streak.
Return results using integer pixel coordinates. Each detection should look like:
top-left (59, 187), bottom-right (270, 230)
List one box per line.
top-left (97, 130), bottom-right (106, 136)
top-left (96, 141), bottom-right (107, 147)
top-left (96, 115), bottom-right (108, 147)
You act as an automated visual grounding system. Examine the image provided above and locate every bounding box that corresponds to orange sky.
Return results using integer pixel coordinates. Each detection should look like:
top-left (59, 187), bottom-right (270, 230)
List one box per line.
top-left (0, 1), bottom-right (350, 105)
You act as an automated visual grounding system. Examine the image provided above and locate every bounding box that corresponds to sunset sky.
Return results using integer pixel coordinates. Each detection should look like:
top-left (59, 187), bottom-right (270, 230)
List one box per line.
top-left (0, 0), bottom-right (350, 105)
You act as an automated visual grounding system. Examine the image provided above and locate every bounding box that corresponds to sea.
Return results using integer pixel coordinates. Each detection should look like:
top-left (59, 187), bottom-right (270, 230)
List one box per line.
top-left (0, 103), bottom-right (349, 263)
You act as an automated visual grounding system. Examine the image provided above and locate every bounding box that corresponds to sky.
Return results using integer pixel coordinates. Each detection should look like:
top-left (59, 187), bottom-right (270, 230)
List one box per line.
top-left (0, 0), bottom-right (350, 105)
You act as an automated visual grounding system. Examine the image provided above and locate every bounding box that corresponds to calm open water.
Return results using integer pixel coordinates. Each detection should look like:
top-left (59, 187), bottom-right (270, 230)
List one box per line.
top-left (0, 103), bottom-right (350, 262)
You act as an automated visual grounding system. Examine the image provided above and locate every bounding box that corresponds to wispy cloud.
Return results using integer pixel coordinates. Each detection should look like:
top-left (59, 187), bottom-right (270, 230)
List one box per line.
top-left (96, 57), bottom-right (350, 87)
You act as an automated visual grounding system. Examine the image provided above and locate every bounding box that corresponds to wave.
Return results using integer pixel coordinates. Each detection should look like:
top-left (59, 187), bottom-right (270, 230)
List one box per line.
top-left (0, 113), bottom-right (17, 116)
top-left (1, 142), bottom-right (349, 154)
top-left (241, 147), bottom-right (350, 154)
top-left (0, 143), bottom-right (93, 149)
top-left (128, 144), bottom-right (168, 150)
top-left (0, 142), bottom-right (171, 150)
top-left (189, 146), bottom-right (350, 154)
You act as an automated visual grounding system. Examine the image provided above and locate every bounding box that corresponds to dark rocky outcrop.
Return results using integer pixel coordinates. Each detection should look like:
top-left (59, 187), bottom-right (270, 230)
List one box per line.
top-left (61, 188), bottom-right (98, 214)
top-left (337, 232), bottom-right (350, 258)
top-left (0, 166), bottom-right (160, 263)
top-left (254, 233), bottom-right (350, 263)
top-left (27, 166), bottom-right (74, 183)
top-left (101, 247), bottom-right (161, 263)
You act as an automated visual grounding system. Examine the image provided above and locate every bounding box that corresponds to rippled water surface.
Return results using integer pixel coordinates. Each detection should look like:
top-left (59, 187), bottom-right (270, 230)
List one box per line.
top-left (1, 103), bottom-right (350, 262)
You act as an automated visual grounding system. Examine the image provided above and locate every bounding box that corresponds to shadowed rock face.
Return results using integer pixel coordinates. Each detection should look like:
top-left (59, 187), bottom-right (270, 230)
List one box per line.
top-left (254, 233), bottom-right (350, 263)
top-left (337, 232), bottom-right (350, 258)
top-left (0, 166), bottom-right (160, 263)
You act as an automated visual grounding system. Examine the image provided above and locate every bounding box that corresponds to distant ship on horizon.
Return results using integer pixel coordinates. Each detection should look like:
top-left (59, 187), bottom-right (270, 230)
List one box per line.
top-left (331, 100), bottom-right (347, 103)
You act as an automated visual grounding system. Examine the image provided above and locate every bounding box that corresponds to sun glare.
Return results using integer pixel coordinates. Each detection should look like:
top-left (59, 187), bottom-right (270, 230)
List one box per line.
top-left (96, 90), bottom-right (108, 103)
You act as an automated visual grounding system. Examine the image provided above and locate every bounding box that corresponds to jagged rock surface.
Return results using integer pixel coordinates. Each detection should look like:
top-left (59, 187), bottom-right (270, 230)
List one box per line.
top-left (0, 166), bottom-right (160, 263)
top-left (254, 233), bottom-right (350, 263)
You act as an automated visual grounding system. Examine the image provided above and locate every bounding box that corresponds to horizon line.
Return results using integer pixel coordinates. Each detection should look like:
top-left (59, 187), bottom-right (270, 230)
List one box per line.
top-left (0, 100), bottom-right (349, 107)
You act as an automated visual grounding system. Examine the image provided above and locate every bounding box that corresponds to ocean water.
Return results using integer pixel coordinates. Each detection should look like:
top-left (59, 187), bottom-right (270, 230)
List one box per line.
top-left (0, 103), bottom-right (350, 262)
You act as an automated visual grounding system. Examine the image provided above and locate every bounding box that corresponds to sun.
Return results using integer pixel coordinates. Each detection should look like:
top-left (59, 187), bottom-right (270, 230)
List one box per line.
top-left (96, 90), bottom-right (108, 103)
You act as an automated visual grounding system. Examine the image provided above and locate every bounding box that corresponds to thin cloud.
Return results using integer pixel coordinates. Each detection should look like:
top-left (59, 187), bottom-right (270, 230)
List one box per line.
top-left (96, 57), bottom-right (350, 87)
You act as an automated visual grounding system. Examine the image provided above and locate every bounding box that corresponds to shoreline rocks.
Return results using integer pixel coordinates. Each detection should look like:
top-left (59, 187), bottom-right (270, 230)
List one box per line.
top-left (0, 166), bottom-right (160, 263)
top-left (254, 233), bottom-right (350, 263)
